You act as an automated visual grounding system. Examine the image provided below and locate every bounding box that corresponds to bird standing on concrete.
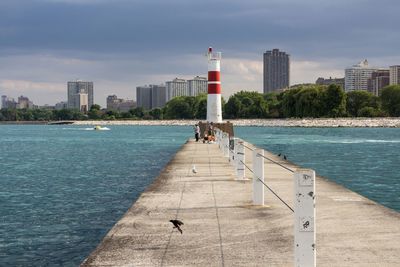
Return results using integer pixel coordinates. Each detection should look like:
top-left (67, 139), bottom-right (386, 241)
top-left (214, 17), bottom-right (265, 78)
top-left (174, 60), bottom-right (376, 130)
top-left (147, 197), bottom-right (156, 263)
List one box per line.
top-left (192, 165), bottom-right (197, 174)
top-left (170, 219), bottom-right (184, 234)
top-left (283, 155), bottom-right (287, 160)
top-left (278, 153), bottom-right (281, 157)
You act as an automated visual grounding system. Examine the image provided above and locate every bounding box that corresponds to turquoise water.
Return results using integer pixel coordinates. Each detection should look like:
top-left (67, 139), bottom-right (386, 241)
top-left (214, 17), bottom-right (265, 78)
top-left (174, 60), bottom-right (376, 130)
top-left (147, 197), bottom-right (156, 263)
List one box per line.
top-left (0, 125), bottom-right (190, 266)
top-left (236, 127), bottom-right (400, 212)
top-left (1, 125), bottom-right (399, 266)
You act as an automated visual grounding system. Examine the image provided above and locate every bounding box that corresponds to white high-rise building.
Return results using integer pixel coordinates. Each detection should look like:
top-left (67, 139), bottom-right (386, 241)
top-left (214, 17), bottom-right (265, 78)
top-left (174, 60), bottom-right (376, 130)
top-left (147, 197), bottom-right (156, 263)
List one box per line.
top-left (390, 65), bottom-right (400, 85)
top-left (345, 60), bottom-right (378, 92)
top-left (166, 78), bottom-right (188, 101)
top-left (67, 80), bottom-right (93, 110)
top-left (188, 76), bottom-right (207, 96)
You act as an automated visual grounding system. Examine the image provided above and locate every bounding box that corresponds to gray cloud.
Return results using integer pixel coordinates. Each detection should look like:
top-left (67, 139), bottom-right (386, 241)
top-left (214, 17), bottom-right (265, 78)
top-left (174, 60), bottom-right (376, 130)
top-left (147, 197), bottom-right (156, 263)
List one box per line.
top-left (0, 0), bottom-right (399, 105)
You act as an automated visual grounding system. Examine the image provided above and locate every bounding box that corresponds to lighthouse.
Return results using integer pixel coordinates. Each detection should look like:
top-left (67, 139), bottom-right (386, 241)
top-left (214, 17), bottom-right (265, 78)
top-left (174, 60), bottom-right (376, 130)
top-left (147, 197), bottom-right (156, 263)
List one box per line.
top-left (207, 47), bottom-right (223, 123)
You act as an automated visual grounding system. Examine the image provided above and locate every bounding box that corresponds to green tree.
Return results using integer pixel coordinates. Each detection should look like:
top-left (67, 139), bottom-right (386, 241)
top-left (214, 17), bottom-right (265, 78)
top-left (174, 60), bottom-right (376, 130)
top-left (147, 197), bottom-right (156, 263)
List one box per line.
top-left (224, 91), bottom-right (268, 118)
top-left (281, 88), bottom-right (301, 117)
top-left (225, 96), bottom-right (243, 119)
top-left (102, 110), bottom-right (120, 120)
top-left (322, 84), bottom-right (346, 117)
top-left (20, 109), bottom-right (34, 121)
top-left (263, 93), bottom-right (281, 118)
top-left (149, 108), bottom-right (163, 120)
top-left (164, 96), bottom-right (193, 119)
top-left (346, 90), bottom-right (379, 117)
top-left (380, 85), bottom-right (400, 116)
top-left (357, 106), bottom-right (382, 117)
top-left (90, 104), bottom-right (101, 110)
top-left (193, 94), bottom-right (207, 119)
top-left (129, 107), bottom-right (145, 118)
top-left (295, 87), bottom-right (323, 118)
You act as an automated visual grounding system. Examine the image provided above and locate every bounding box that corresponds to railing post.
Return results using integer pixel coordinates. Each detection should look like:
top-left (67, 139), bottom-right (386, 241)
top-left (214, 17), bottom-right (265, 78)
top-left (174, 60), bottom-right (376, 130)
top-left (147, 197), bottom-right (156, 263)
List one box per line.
top-left (236, 140), bottom-right (245, 179)
top-left (218, 130), bottom-right (222, 148)
top-left (231, 137), bottom-right (238, 166)
top-left (294, 169), bottom-right (316, 267)
top-left (252, 149), bottom-right (264, 205)
top-left (223, 133), bottom-right (229, 157)
top-left (216, 129), bottom-right (220, 148)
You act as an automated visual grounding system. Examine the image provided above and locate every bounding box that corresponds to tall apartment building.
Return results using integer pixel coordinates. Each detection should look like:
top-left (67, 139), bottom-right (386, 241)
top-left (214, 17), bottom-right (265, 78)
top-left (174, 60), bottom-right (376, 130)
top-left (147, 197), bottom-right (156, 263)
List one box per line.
top-left (151, 85), bottom-right (167, 109)
top-left (315, 77), bottom-right (345, 89)
top-left (389, 65), bottom-right (400, 85)
top-left (55, 101), bottom-right (68, 110)
top-left (188, 76), bottom-right (207, 96)
top-left (67, 80), bottom-right (93, 112)
top-left (166, 78), bottom-right (188, 101)
top-left (345, 60), bottom-right (378, 92)
top-left (17, 95), bottom-right (34, 109)
top-left (106, 95), bottom-right (136, 112)
top-left (136, 85), bottom-right (167, 110)
top-left (136, 85), bottom-right (153, 110)
top-left (263, 49), bottom-right (290, 93)
top-left (367, 70), bottom-right (390, 96)
top-left (1, 95), bottom-right (16, 109)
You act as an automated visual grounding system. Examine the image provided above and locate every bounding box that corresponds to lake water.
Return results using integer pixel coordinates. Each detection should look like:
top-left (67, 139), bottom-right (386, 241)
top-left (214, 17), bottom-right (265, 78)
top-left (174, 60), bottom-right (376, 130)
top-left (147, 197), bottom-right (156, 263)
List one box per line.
top-left (1, 125), bottom-right (399, 266)
top-left (236, 127), bottom-right (400, 212)
top-left (0, 125), bottom-right (190, 266)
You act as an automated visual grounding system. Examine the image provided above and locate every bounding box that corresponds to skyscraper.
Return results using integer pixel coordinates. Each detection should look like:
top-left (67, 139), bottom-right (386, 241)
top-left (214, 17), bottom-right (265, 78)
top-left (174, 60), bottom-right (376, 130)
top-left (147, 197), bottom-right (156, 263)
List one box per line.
top-left (67, 80), bottom-right (94, 111)
top-left (345, 60), bottom-right (378, 92)
top-left (136, 85), bottom-right (153, 110)
top-left (106, 95), bottom-right (136, 112)
top-left (1, 95), bottom-right (16, 109)
top-left (263, 49), bottom-right (290, 93)
top-left (136, 84), bottom-right (167, 110)
top-left (367, 70), bottom-right (390, 96)
top-left (188, 76), bottom-right (207, 96)
top-left (151, 85), bottom-right (167, 109)
top-left (389, 65), bottom-right (400, 85)
top-left (166, 78), bottom-right (188, 101)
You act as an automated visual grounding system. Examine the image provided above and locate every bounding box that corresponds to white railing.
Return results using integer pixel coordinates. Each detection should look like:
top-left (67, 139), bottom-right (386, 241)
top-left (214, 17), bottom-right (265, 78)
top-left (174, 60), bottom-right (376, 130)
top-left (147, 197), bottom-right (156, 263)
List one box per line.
top-left (214, 128), bottom-right (316, 267)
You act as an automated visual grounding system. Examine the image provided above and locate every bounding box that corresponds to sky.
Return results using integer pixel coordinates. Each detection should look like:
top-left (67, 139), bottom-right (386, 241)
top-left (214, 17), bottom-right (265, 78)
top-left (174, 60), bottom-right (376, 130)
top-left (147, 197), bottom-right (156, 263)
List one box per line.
top-left (0, 0), bottom-right (399, 106)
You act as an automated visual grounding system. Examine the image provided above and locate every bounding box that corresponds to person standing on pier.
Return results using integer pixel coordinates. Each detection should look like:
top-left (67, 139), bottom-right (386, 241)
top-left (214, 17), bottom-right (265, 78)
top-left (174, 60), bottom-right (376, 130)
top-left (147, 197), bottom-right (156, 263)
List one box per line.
top-left (194, 124), bottom-right (200, 142)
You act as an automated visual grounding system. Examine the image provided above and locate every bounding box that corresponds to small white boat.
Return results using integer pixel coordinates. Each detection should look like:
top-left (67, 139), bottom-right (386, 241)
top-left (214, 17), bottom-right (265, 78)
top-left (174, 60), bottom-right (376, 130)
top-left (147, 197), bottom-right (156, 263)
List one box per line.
top-left (93, 125), bottom-right (110, 131)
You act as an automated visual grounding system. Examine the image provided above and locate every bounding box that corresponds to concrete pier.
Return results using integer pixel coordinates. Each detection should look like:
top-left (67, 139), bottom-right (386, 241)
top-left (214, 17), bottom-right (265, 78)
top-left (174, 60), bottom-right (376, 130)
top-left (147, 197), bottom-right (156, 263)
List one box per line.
top-left (82, 140), bottom-right (400, 266)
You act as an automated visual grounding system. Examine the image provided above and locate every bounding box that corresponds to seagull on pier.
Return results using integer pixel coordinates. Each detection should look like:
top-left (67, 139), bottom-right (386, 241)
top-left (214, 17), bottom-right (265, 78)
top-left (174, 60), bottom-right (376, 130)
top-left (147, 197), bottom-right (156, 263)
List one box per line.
top-left (192, 165), bottom-right (197, 174)
top-left (170, 219), bottom-right (184, 234)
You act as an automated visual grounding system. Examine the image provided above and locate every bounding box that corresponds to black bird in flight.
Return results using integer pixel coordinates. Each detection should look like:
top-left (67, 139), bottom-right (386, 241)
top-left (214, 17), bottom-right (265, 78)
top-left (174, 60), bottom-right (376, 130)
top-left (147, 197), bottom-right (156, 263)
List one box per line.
top-left (170, 219), bottom-right (184, 234)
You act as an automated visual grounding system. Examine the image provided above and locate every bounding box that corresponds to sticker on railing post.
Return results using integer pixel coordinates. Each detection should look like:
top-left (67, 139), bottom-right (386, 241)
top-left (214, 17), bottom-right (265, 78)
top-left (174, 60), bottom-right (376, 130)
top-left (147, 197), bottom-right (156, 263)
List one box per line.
top-left (294, 169), bottom-right (316, 267)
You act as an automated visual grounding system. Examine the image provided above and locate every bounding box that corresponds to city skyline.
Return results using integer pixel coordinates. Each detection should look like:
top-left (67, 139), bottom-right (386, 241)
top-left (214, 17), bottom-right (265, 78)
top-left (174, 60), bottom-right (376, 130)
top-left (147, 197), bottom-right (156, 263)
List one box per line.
top-left (0, 0), bottom-right (399, 106)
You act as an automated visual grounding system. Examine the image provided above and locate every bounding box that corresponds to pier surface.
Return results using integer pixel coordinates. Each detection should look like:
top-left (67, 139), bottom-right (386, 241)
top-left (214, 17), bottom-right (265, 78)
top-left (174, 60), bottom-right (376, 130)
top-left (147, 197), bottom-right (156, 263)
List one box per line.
top-left (82, 140), bottom-right (400, 266)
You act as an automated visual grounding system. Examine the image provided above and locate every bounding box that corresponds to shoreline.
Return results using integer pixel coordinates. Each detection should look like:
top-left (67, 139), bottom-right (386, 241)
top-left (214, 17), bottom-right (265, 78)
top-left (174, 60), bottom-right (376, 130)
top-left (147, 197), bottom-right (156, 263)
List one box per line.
top-left (73, 118), bottom-right (400, 127)
top-left (1, 118), bottom-right (400, 127)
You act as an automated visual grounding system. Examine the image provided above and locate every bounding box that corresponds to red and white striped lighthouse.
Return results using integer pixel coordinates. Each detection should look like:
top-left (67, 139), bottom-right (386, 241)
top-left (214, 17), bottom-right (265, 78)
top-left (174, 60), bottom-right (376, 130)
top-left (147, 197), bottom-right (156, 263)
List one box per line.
top-left (207, 47), bottom-right (223, 123)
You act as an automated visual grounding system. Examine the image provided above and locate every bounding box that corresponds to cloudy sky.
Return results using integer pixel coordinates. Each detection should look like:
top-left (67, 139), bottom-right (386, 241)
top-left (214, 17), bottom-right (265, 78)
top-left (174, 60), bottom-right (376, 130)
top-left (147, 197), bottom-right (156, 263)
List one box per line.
top-left (0, 0), bottom-right (399, 106)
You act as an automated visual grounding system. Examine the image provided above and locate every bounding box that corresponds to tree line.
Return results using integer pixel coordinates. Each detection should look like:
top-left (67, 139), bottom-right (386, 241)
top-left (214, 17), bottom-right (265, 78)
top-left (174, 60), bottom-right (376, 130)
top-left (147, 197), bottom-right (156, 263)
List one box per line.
top-left (1, 84), bottom-right (400, 121)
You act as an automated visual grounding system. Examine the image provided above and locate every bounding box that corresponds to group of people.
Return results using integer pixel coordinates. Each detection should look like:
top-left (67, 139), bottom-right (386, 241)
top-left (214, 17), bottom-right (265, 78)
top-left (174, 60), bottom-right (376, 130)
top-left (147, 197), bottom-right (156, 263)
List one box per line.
top-left (194, 123), bottom-right (215, 143)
